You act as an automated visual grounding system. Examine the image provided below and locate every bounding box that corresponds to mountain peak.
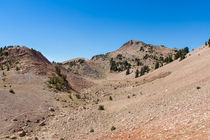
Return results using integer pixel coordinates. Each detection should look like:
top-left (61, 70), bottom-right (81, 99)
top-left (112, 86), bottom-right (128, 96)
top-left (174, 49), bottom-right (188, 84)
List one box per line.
top-left (121, 40), bottom-right (146, 48)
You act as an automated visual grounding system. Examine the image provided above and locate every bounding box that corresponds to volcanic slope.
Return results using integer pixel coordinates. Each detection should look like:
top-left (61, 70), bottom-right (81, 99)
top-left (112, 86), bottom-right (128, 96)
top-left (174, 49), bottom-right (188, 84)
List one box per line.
top-left (0, 46), bottom-right (92, 139)
top-left (31, 44), bottom-right (210, 140)
top-left (62, 40), bottom-right (178, 79)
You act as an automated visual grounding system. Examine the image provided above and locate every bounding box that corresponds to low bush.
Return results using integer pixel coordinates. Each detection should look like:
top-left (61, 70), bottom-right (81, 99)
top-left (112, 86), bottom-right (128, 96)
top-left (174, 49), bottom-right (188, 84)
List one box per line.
top-left (75, 94), bottom-right (81, 99)
top-left (111, 126), bottom-right (116, 131)
top-left (98, 105), bottom-right (104, 110)
top-left (109, 96), bottom-right (113, 101)
top-left (9, 89), bottom-right (15, 94)
top-left (48, 67), bottom-right (70, 91)
top-left (90, 128), bottom-right (94, 133)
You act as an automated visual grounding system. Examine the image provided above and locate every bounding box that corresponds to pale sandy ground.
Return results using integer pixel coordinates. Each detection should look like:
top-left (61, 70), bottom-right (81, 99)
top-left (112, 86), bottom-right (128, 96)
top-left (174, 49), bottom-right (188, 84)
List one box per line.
top-left (0, 45), bottom-right (210, 140)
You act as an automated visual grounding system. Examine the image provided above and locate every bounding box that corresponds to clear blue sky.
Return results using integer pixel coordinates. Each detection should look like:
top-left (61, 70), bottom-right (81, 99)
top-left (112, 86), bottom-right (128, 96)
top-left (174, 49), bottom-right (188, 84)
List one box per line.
top-left (0, 0), bottom-right (209, 62)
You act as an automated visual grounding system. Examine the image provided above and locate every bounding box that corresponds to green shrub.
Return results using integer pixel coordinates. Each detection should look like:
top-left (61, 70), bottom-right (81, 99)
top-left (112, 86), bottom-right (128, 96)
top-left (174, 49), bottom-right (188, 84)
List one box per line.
top-left (9, 89), bottom-right (15, 94)
top-left (30, 48), bottom-right (37, 54)
top-left (75, 94), bottom-right (81, 99)
top-left (16, 66), bottom-right (20, 71)
top-left (90, 128), bottom-right (94, 133)
top-left (98, 105), bottom-right (104, 110)
top-left (109, 96), bottom-right (113, 101)
top-left (197, 86), bottom-right (201, 90)
top-left (68, 95), bottom-right (72, 100)
top-left (135, 69), bottom-right (139, 78)
top-left (111, 126), bottom-right (116, 131)
top-left (48, 66), bottom-right (70, 91)
top-left (55, 66), bottom-right (61, 76)
top-left (126, 68), bottom-right (130, 75)
top-left (174, 47), bottom-right (189, 60)
top-left (110, 58), bottom-right (131, 72)
top-left (4, 51), bottom-right (8, 56)
top-left (155, 62), bottom-right (159, 69)
top-left (208, 39), bottom-right (210, 47)
top-left (140, 65), bottom-right (150, 76)
top-left (164, 56), bottom-right (173, 63)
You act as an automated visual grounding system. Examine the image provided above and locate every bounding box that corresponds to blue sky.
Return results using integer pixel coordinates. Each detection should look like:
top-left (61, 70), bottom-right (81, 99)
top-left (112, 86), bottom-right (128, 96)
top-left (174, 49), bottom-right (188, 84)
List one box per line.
top-left (0, 0), bottom-right (209, 62)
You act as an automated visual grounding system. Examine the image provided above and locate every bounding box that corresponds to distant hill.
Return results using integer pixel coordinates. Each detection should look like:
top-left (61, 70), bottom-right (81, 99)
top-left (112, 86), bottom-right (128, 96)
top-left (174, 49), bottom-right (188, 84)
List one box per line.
top-left (0, 46), bottom-right (93, 91)
top-left (62, 40), bottom-right (178, 78)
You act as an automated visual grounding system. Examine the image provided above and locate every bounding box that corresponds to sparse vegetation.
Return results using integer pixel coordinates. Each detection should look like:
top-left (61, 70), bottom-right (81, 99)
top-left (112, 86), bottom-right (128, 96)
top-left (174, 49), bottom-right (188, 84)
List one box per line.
top-left (109, 96), bottom-right (113, 101)
top-left (164, 55), bottom-right (173, 64)
top-left (9, 89), bottom-right (15, 94)
top-left (140, 65), bottom-right (150, 76)
top-left (68, 94), bottom-right (72, 100)
top-left (143, 54), bottom-right (149, 60)
top-left (111, 126), bottom-right (116, 131)
top-left (155, 61), bottom-right (159, 69)
top-left (205, 39), bottom-right (210, 47)
top-left (126, 68), bottom-right (130, 75)
top-left (135, 69), bottom-right (139, 78)
top-left (75, 94), bottom-right (81, 99)
top-left (1, 65), bottom-right (4, 70)
top-left (174, 47), bottom-right (189, 61)
top-left (208, 39), bottom-right (210, 47)
top-left (55, 66), bottom-right (61, 76)
top-left (30, 48), bottom-right (37, 54)
top-left (135, 58), bottom-right (143, 66)
top-left (48, 66), bottom-right (70, 91)
top-left (197, 86), bottom-right (201, 90)
top-left (90, 128), bottom-right (94, 133)
top-left (98, 105), bottom-right (104, 110)
top-left (110, 58), bottom-right (131, 72)
top-left (16, 66), bottom-right (20, 71)
top-left (140, 46), bottom-right (144, 51)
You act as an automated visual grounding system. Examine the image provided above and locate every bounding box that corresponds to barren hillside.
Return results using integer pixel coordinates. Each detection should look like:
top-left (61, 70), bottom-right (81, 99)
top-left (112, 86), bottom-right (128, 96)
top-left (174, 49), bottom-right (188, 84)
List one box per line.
top-left (0, 42), bottom-right (209, 140)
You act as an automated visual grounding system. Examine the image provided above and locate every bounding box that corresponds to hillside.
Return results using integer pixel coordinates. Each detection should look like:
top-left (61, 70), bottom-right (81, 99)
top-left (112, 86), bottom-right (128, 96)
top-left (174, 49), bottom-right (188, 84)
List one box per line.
top-left (61, 58), bottom-right (106, 79)
top-left (0, 46), bottom-right (93, 139)
top-left (0, 46), bottom-right (51, 75)
top-left (40, 43), bottom-right (208, 140)
top-left (63, 40), bottom-right (179, 79)
top-left (0, 42), bottom-right (209, 140)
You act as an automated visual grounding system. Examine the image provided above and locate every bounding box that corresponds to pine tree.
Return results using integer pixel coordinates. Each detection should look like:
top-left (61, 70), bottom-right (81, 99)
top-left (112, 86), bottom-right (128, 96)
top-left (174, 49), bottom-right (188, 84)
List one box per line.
top-left (155, 62), bottom-right (159, 69)
top-left (135, 69), bottom-right (139, 78)
top-left (126, 68), bottom-right (130, 75)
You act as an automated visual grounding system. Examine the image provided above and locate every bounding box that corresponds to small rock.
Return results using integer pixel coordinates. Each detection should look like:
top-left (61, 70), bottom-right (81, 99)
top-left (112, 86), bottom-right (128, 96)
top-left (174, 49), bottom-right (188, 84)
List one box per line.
top-left (13, 118), bottom-right (17, 121)
top-left (9, 135), bottom-right (17, 139)
top-left (39, 121), bottom-right (46, 126)
top-left (48, 113), bottom-right (55, 117)
top-left (49, 107), bottom-right (55, 112)
top-left (34, 119), bottom-right (40, 123)
top-left (18, 131), bottom-right (26, 137)
top-left (34, 137), bottom-right (39, 140)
